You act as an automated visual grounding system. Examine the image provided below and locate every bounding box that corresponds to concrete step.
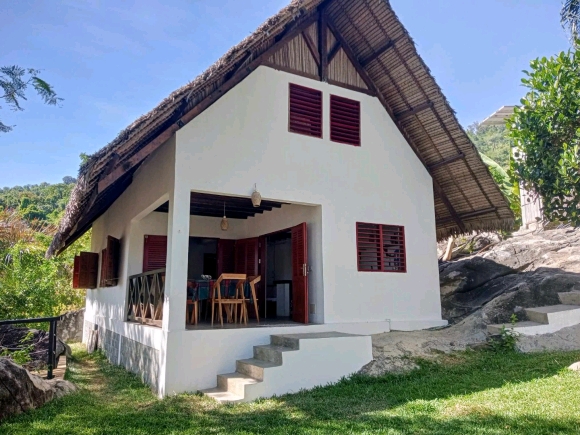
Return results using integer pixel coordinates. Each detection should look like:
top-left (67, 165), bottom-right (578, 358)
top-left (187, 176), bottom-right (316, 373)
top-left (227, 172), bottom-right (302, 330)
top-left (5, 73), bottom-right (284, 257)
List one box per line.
top-left (253, 344), bottom-right (296, 364)
top-left (487, 321), bottom-right (544, 335)
top-left (525, 305), bottom-right (580, 326)
top-left (236, 358), bottom-right (280, 381)
top-left (559, 291), bottom-right (580, 306)
top-left (199, 387), bottom-right (244, 403)
top-left (202, 331), bottom-right (372, 403)
top-left (217, 372), bottom-right (260, 398)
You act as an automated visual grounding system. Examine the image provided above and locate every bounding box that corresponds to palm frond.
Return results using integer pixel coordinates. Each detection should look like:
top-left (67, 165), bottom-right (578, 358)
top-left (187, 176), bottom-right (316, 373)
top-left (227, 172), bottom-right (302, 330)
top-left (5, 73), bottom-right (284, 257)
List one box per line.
top-left (561, 0), bottom-right (580, 42)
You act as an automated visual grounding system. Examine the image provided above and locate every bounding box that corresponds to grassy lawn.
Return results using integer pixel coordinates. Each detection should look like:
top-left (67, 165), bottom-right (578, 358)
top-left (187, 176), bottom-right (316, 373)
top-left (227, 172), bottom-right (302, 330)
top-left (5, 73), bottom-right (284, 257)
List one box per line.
top-left (2, 345), bottom-right (580, 435)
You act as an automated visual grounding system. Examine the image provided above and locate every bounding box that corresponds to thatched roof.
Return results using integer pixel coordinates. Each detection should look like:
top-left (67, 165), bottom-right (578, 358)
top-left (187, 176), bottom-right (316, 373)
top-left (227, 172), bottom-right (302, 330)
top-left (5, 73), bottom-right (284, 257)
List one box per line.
top-left (48, 0), bottom-right (514, 257)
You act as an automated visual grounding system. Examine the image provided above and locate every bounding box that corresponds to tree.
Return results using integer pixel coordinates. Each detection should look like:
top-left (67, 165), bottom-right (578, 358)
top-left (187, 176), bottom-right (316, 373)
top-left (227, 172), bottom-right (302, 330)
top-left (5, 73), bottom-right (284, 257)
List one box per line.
top-left (467, 123), bottom-right (512, 170)
top-left (562, 0), bottom-right (580, 43)
top-left (0, 66), bottom-right (61, 133)
top-left (508, 49), bottom-right (580, 225)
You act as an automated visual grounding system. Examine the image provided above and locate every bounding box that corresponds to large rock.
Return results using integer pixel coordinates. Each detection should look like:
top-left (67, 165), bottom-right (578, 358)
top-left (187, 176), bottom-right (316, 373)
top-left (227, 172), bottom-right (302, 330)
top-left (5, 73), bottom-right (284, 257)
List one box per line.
top-left (0, 358), bottom-right (76, 421)
top-left (57, 309), bottom-right (85, 343)
top-left (440, 227), bottom-right (580, 324)
top-left (0, 326), bottom-right (68, 371)
top-left (516, 324), bottom-right (580, 353)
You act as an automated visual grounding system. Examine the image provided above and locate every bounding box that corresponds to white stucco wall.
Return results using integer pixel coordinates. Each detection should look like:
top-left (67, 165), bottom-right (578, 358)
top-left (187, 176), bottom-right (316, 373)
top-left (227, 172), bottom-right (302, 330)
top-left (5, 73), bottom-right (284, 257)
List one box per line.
top-left (173, 66), bottom-right (443, 329)
top-left (85, 65), bottom-right (447, 396)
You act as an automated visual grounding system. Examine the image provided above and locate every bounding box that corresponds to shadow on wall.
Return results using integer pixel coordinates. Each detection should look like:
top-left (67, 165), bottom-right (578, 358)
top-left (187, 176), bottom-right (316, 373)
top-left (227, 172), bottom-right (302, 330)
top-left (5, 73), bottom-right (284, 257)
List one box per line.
top-left (439, 256), bottom-right (580, 324)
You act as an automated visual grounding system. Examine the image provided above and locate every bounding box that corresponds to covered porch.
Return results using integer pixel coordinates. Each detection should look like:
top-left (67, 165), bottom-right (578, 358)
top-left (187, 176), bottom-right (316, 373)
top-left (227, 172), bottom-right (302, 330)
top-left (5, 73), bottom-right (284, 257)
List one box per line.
top-left (124, 191), bottom-right (322, 331)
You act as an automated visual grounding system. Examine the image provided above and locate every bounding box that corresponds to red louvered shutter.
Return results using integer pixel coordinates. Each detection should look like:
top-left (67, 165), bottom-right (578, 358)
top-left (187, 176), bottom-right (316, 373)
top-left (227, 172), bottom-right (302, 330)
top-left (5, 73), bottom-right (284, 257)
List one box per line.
top-left (106, 236), bottom-right (121, 285)
top-left (381, 225), bottom-right (406, 273)
top-left (234, 238), bottom-right (259, 276)
top-left (78, 252), bottom-right (99, 289)
top-left (100, 248), bottom-right (108, 287)
top-left (289, 83), bottom-right (322, 138)
top-left (217, 239), bottom-right (236, 277)
top-left (143, 235), bottom-right (167, 272)
top-left (356, 223), bottom-right (406, 273)
top-left (330, 94), bottom-right (360, 146)
top-left (291, 223), bottom-right (308, 324)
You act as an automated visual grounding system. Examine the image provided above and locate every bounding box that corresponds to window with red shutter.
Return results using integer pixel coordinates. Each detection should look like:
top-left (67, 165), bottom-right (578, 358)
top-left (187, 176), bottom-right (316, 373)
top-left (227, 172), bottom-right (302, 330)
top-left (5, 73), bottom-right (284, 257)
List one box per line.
top-left (330, 94), bottom-right (360, 146)
top-left (73, 252), bottom-right (99, 289)
top-left (289, 83), bottom-right (322, 138)
top-left (143, 235), bottom-right (167, 272)
top-left (100, 248), bottom-right (108, 287)
top-left (356, 223), bottom-right (406, 273)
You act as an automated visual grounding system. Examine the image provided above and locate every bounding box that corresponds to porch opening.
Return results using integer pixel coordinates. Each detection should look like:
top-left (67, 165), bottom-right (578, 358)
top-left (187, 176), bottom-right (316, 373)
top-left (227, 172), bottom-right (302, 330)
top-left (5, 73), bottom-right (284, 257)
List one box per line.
top-left (126, 192), bottom-right (321, 329)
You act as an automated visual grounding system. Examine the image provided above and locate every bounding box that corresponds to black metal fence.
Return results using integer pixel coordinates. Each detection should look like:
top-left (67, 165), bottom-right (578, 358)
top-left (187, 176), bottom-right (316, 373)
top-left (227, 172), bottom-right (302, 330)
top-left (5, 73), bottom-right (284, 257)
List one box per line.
top-left (0, 315), bottom-right (64, 379)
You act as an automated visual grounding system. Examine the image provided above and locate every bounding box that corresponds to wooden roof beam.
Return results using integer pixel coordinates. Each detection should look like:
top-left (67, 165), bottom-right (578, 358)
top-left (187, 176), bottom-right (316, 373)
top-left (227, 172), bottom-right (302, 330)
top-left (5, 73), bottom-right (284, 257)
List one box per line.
top-left (326, 15), bottom-right (466, 233)
top-left (428, 153), bottom-right (465, 171)
top-left (97, 12), bottom-right (321, 194)
top-left (327, 41), bottom-right (341, 63)
top-left (359, 38), bottom-right (400, 68)
top-left (395, 101), bottom-right (434, 121)
top-left (302, 31), bottom-right (320, 67)
top-left (436, 207), bottom-right (497, 225)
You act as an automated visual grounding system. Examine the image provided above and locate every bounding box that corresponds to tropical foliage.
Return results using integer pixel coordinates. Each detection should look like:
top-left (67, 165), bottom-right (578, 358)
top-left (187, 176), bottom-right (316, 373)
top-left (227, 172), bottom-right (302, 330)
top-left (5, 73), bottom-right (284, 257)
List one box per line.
top-left (562, 0), bottom-right (580, 43)
top-left (0, 210), bottom-right (88, 321)
top-left (466, 123), bottom-right (511, 171)
top-left (508, 48), bottom-right (580, 226)
top-left (1, 66), bottom-right (61, 133)
top-left (0, 177), bottom-right (76, 224)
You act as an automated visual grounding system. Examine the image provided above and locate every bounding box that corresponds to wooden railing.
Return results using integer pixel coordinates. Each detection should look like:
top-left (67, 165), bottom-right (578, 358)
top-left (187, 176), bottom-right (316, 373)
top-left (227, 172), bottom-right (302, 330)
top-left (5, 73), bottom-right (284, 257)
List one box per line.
top-left (126, 269), bottom-right (165, 327)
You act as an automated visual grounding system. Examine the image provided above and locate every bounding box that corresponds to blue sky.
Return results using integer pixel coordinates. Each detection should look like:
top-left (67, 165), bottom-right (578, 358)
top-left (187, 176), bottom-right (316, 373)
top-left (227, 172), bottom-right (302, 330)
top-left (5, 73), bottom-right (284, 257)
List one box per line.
top-left (0, 0), bottom-right (569, 186)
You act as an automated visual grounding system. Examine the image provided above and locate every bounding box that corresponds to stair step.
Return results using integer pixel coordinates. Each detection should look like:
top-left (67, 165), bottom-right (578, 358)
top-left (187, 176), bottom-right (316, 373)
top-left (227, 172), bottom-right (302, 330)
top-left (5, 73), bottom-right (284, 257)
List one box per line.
top-left (253, 344), bottom-right (296, 364)
top-left (270, 332), bottom-right (360, 350)
top-left (525, 305), bottom-right (580, 325)
top-left (217, 372), bottom-right (260, 397)
top-left (559, 291), bottom-right (580, 306)
top-left (236, 358), bottom-right (279, 380)
top-left (487, 321), bottom-right (543, 335)
top-left (199, 387), bottom-right (244, 403)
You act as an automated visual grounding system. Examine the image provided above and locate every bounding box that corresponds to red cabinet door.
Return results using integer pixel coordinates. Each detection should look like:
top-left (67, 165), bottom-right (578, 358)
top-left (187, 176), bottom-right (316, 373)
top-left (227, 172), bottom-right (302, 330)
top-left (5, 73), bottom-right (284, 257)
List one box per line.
top-left (291, 223), bottom-right (308, 324)
top-left (234, 238), bottom-right (259, 276)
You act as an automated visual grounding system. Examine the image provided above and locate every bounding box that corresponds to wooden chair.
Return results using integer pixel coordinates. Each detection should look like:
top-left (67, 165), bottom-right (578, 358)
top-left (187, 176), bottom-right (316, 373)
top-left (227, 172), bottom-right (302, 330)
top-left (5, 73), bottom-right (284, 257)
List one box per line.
top-left (186, 299), bottom-right (198, 325)
top-left (245, 276), bottom-right (261, 324)
top-left (211, 273), bottom-right (247, 327)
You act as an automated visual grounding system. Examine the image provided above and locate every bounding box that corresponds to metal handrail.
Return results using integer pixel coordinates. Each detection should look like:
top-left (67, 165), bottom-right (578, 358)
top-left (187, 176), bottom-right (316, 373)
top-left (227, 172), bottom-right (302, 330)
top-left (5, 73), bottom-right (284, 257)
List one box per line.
top-left (0, 314), bottom-right (65, 379)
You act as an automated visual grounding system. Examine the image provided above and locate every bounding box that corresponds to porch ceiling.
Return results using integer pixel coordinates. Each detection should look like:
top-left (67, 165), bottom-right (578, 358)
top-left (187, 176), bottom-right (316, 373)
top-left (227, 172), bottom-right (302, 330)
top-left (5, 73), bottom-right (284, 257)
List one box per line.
top-left (155, 192), bottom-right (285, 219)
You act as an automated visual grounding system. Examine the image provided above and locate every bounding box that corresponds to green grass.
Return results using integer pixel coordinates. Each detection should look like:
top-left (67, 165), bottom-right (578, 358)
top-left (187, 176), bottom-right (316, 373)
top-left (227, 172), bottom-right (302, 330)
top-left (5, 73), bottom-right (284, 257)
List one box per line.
top-left (2, 345), bottom-right (580, 434)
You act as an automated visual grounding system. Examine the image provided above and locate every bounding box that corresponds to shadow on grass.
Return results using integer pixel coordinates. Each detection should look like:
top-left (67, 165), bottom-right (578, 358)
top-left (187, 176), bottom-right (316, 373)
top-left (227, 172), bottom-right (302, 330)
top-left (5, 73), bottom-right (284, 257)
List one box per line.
top-left (2, 348), bottom-right (580, 435)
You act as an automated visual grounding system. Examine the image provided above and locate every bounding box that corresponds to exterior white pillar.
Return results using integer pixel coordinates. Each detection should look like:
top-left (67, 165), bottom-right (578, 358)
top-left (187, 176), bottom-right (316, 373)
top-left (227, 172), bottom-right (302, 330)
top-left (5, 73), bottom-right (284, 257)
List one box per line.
top-left (162, 182), bottom-right (190, 332)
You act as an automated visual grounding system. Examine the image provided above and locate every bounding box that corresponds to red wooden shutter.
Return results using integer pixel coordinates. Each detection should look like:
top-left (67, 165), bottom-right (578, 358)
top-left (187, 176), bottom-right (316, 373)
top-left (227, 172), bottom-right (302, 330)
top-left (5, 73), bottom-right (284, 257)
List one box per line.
top-left (291, 222), bottom-right (308, 324)
top-left (234, 238), bottom-right (259, 276)
top-left (382, 225), bottom-right (406, 273)
top-left (100, 248), bottom-right (108, 287)
top-left (289, 83), bottom-right (322, 138)
top-left (78, 252), bottom-right (99, 289)
top-left (356, 223), bottom-right (406, 273)
top-left (356, 223), bottom-right (382, 271)
top-left (143, 235), bottom-right (167, 272)
top-left (72, 255), bottom-right (80, 289)
top-left (106, 236), bottom-right (121, 285)
top-left (330, 94), bottom-right (360, 146)
top-left (217, 239), bottom-right (236, 277)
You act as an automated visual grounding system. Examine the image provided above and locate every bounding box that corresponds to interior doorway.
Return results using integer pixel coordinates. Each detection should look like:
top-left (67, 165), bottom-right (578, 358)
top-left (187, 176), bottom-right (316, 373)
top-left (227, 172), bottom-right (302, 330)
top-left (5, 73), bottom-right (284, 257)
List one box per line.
top-left (265, 230), bottom-right (292, 320)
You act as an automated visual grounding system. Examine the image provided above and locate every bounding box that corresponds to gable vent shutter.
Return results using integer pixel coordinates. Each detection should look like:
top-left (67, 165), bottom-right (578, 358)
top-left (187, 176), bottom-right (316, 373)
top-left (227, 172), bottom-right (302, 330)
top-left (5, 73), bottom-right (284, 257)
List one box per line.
top-left (143, 235), bottom-right (167, 272)
top-left (289, 83), bottom-right (322, 138)
top-left (330, 94), bottom-right (360, 146)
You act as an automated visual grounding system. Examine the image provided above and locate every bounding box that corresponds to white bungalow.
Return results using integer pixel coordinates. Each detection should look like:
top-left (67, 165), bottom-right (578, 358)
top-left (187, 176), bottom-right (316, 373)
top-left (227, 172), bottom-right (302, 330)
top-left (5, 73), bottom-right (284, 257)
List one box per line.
top-left (50, 0), bottom-right (513, 401)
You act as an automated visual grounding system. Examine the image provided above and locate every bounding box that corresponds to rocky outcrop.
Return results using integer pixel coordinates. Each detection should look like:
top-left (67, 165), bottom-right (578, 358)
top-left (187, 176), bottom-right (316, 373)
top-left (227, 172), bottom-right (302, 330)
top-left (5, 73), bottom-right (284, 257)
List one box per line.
top-left (57, 309), bottom-right (85, 343)
top-left (0, 326), bottom-right (68, 371)
top-left (0, 358), bottom-right (76, 421)
top-left (440, 228), bottom-right (580, 324)
top-left (516, 324), bottom-right (580, 353)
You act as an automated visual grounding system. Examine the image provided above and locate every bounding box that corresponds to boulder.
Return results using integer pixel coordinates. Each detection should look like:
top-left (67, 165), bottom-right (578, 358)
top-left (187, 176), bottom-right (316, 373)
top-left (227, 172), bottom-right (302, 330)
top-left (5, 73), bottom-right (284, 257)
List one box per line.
top-left (568, 362), bottom-right (580, 371)
top-left (516, 324), bottom-right (580, 353)
top-left (0, 325), bottom-right (67, 371)
top-left (439, 257), bottom-right (515, 296)
top-left (57, 309), bottom-right (85, 343)
top-left (442, 268), bottom-right (580, 324)
top-left (0, 358), bottom-right (76, 421)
